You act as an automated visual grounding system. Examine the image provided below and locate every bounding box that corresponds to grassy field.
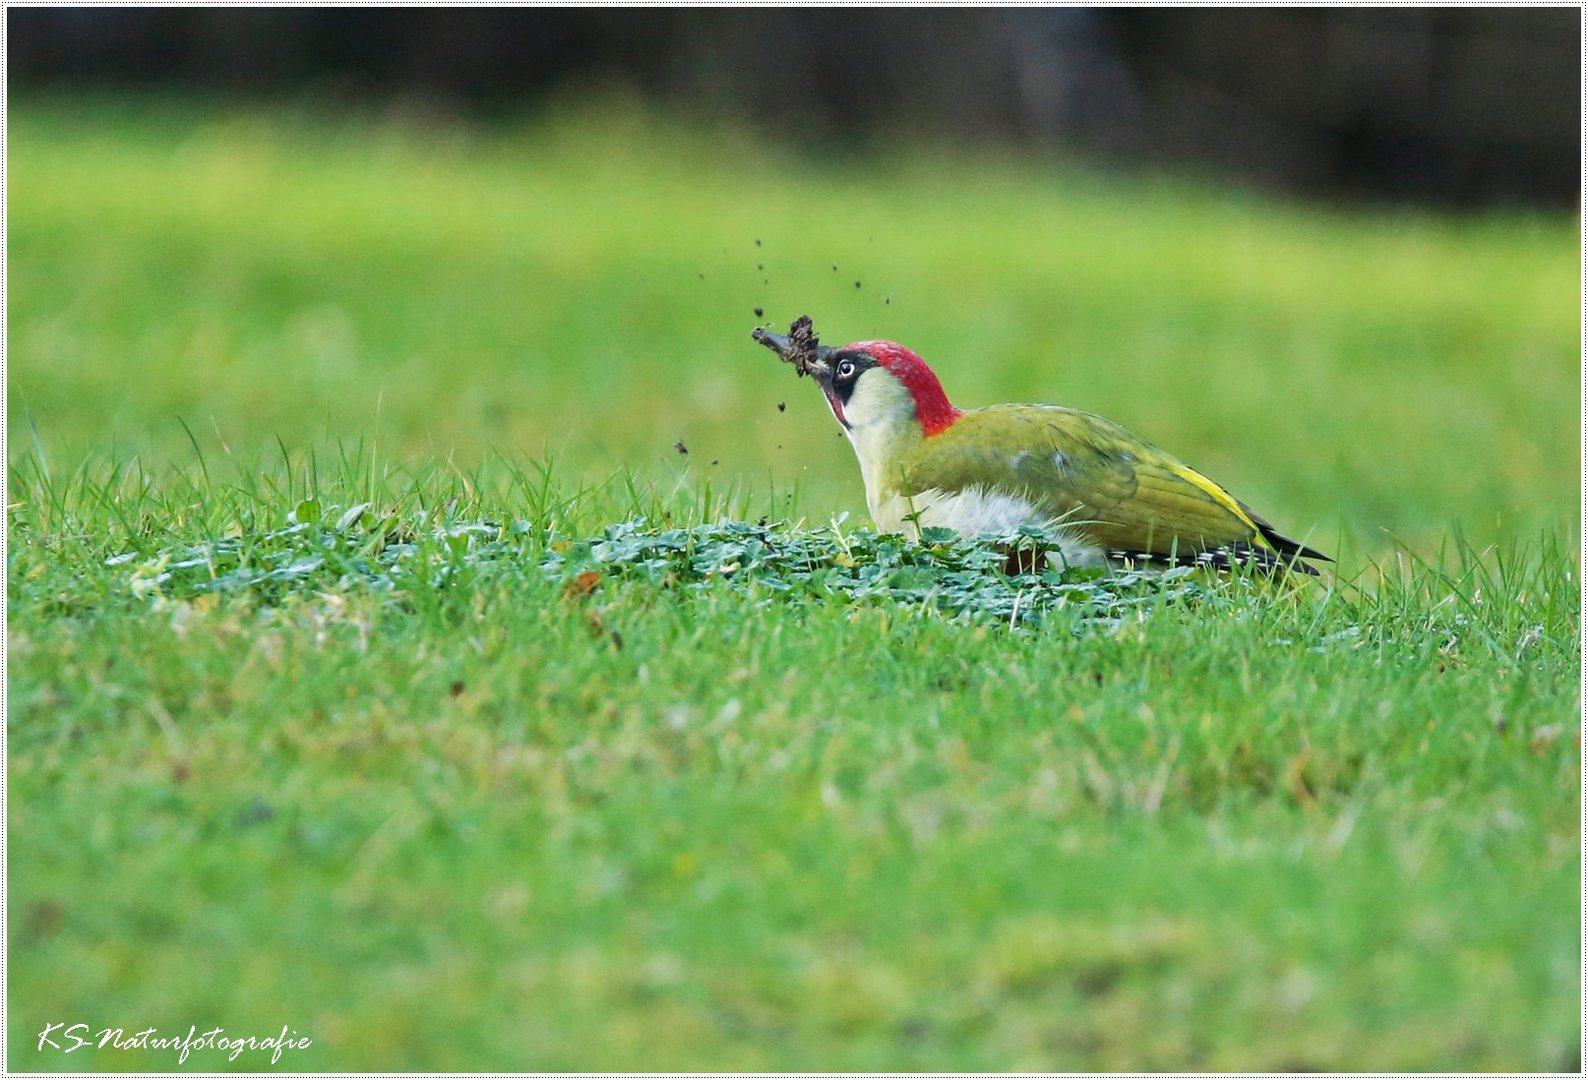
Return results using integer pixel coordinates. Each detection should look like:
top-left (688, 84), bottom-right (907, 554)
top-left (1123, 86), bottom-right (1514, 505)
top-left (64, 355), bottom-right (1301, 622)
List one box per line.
top-left (7, 100), bottom-right (1581, 1070)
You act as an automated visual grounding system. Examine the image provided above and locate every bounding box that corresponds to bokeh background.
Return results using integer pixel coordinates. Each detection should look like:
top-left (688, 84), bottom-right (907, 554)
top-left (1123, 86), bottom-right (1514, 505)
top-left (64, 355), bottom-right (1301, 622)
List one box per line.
top-left (12, 8), bottom-right (1579, 204)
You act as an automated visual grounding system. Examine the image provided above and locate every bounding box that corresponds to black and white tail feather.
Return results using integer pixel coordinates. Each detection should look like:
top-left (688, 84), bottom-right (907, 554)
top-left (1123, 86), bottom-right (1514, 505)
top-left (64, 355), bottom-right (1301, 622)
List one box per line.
top-left (1108, 526), bottom-right (1329, 577)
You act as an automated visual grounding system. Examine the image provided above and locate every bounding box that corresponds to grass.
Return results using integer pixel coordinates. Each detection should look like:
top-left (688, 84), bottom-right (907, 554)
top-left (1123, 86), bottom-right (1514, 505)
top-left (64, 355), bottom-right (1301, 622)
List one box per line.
top-left (6, 98), bottom-right (1581, 1070)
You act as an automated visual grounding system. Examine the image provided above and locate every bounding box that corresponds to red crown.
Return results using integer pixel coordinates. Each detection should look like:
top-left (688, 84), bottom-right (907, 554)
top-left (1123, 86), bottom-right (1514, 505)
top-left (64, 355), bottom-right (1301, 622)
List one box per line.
top-left (843, 340), bottom-right (962, 436)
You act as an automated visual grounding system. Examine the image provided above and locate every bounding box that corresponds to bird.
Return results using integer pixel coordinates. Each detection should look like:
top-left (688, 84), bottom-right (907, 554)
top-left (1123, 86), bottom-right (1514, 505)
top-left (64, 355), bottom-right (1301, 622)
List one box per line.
top-left (753, 316), bottom-right (1328, 575)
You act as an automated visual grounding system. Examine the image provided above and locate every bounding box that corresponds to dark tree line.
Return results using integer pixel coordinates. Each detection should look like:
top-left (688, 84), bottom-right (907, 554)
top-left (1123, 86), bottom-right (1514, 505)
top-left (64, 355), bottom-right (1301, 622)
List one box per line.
top-left (9, 8), bottom-right (1578, 206)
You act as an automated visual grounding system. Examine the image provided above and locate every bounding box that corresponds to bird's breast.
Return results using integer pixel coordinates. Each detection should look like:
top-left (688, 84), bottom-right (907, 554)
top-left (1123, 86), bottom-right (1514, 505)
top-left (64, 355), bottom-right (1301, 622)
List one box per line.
top-left (870, 485), bottom-right (1038, 536)
top-left (870, 485), bottom-right (1108, 569)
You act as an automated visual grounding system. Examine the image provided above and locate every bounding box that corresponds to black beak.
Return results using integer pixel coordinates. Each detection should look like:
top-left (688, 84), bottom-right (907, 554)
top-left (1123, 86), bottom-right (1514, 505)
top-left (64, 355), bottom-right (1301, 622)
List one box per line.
top-left (753, 325), bottom-right (833, 378)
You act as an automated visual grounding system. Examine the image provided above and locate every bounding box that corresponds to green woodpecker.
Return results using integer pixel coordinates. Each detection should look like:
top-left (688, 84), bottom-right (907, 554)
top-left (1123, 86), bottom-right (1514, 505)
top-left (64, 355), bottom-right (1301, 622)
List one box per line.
top-left (753, 316), bottom-right (1328, 574)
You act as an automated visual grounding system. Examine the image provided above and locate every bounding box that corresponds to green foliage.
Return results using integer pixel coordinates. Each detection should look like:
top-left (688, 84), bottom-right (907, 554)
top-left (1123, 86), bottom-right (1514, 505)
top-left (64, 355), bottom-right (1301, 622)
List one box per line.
top-left (111, 504), bottom-right (1220, 629)
top-left (6, 101), bottom-right (1579, 1071)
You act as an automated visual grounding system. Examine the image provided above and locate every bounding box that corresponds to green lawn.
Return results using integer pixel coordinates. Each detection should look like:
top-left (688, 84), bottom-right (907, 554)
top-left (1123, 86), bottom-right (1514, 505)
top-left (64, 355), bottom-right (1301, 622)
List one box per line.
top-left (7, 99), bottom-right (1580, 1071)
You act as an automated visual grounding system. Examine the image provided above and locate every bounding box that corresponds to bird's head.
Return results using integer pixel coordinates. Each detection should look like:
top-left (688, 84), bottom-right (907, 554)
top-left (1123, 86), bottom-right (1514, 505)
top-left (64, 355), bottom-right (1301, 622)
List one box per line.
top-left (754, 320), bottom-right (961, 439)
top-left (821, 340), bottom-right (962, 438)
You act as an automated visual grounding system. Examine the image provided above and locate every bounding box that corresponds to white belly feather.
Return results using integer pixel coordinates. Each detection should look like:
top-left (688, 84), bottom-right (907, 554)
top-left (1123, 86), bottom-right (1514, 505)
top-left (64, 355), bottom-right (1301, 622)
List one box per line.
top-left (868, 485), bottom-right (1107, 570)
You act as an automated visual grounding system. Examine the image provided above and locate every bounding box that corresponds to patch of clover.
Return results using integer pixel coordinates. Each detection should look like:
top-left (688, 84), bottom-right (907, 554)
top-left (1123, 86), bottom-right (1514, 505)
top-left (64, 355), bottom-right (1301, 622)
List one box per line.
top-left (112, 503), bottom-right (1225, 630)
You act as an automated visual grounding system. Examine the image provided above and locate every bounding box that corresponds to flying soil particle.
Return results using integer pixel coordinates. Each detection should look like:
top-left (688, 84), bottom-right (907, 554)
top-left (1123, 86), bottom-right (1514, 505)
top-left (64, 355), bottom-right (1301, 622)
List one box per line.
top-left (831, 263), bottom-right (838, 271)
top-left (674, 440), bottom-right (688, 455)
top-left (777, 402), bottom-right (786, 412)
top-left (854, 281), bottom-right (862, 289)
top-left (755, 239), bottom-right (762, 247)
top-left (754, 306), bottom-right (765, 317)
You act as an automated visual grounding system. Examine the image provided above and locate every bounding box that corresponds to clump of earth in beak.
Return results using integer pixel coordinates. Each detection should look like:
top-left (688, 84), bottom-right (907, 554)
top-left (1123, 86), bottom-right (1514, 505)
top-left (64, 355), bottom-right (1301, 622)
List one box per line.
top-left (752, 314), bottom-right (832, 379)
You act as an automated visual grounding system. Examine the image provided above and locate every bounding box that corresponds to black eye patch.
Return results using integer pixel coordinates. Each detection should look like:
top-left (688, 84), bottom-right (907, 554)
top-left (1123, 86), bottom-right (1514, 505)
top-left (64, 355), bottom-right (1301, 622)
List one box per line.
top-left (827, 350), bottom-right (874, 405)
top-left (829, 351), bottom-right (875, 398)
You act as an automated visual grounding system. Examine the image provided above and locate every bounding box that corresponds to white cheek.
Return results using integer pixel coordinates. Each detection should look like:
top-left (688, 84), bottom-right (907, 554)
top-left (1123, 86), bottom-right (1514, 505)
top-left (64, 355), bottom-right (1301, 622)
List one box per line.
top-left (843, 369), bottom-right (910, 431)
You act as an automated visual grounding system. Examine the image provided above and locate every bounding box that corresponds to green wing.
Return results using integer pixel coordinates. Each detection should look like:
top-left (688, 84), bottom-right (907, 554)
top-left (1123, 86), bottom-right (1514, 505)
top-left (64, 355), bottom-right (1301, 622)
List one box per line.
top-left (901, 404), bottom-right (1326, 568)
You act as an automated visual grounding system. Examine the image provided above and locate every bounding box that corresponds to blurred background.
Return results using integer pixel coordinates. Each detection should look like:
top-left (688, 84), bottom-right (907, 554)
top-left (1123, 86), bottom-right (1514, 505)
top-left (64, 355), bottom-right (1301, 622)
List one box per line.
top-left (11, 8), bottom-right (1579, 205)
top-left (7, 8), bottom-right (1580, 553)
